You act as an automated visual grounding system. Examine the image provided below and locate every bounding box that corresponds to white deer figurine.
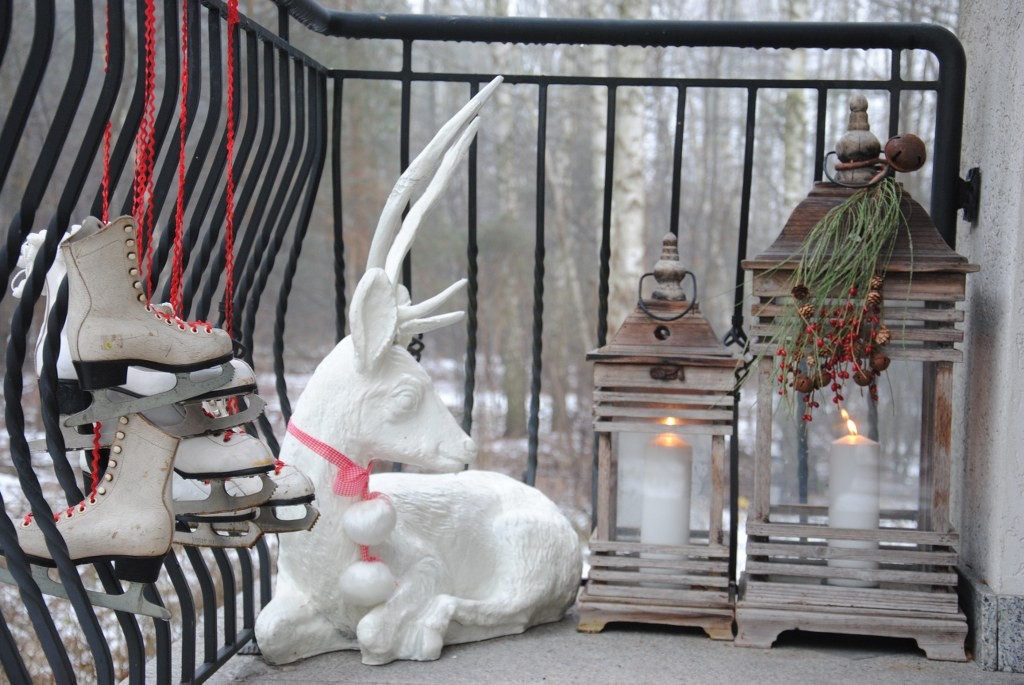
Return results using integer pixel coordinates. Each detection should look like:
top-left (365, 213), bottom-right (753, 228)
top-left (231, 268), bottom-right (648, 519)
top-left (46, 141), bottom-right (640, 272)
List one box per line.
top-left (255, 77), bottom-right (582, 666)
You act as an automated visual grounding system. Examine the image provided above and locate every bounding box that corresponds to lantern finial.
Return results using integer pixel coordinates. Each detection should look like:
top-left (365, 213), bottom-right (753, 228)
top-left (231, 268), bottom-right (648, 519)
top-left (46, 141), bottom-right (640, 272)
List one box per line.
top-left (651, 233), bottom-right (687, 302)
top-left (834, 95), bottom-right (882, 185)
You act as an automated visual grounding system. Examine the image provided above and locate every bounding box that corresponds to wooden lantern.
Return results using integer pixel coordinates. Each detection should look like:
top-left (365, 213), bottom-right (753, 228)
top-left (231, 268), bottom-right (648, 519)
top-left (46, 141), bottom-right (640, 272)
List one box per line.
top-left (577, 233), bottom-right (741, 640)
top-left (734, 100), bottom-right (979, 660)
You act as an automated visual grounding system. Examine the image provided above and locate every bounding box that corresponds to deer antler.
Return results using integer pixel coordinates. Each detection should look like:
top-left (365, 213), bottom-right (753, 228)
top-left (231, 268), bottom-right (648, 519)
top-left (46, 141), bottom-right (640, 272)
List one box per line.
top-left (366, 76), bottom-right (503, 276)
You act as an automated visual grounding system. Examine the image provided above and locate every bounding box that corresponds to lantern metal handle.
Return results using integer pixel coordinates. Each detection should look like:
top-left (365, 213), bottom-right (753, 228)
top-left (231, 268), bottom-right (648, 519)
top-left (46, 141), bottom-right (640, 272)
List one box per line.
top-left (637, 270), bottom-right (697, 322)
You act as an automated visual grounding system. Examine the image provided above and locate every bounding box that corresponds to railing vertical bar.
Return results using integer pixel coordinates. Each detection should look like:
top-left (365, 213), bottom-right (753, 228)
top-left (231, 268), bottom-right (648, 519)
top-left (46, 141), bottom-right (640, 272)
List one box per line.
top-left (888, 48), bottom-right (902, 138)
top-left (177, 5), bottom-right (231, 317)
top-left (0, 1), bottom-right (12, 69)
top-left (0, 612), bottom-right (32, 685)
top-left (164, 554), bottom-right (197, 683)
top-left (274, 68), bottom-right (329, 424)
top-left (190, 27), bottom-right (261, 322)
top-left (668, 85), bottom-right (686, 237)
top-left (157, 0), bottom-right (219, 306)
top-left (813, 87), bottom-right (827, 181)
top-left (525, 83), bottom-right (548, 487)
top-left (240, 58), bottom-right (308, 364)
top-left (213, 548), bottom-right (237, 641)
top-left (593, 84), bottom-right (617, 526)
top-left (399, 40), bottom-right (413, 295)
top-left (462, 79), bottom-right (481, 436)
top-left (930, 36), bottom-right (966, 245)
top-left (143, 582), bottom-right (172, 685)
top-left (0, 0), bottom-right (54, 195)
top-left (331, 76), bottom-right (346, 342)
top-left (197, 30), bottom-right (277, 320)
top-left (230, 43), bottom-right (293, 335)
top-left (256, 537), bottom-right (272, 607)
top-left (238, 548), bottom-right (255, 628)
top-left (725, 88), bottom-right (758, 347)
top-left (1, 1), bottom-right (120, 680)
top-left (183, 545), bottom-right (219, 665)
top-left (129, 0), bottom-right (184, 285)
top-left (101, 0), bottom-right (147, 219)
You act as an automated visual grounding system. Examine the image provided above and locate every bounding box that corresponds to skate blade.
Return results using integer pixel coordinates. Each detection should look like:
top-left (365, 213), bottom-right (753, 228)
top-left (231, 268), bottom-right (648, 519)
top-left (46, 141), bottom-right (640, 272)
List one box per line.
top-left (173, 517), bottom-right (263, 549)
top-left (254, 502), bottom-right (320, 534)
top-left (158, 393), bottom-right (266, 437)
top-left (0, 556), bottom-right (170, 620)
top-left (174, 474), bottom-right (277, 516)
top-left (62, 362), bottom-right (235, 427)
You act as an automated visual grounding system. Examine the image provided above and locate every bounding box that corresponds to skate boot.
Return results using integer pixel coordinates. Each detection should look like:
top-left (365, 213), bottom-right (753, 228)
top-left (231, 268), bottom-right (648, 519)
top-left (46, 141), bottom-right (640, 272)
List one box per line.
top-left (7, 413), bottom-right (177, 583)
top-left (61, 215), bottom-right (233, 389)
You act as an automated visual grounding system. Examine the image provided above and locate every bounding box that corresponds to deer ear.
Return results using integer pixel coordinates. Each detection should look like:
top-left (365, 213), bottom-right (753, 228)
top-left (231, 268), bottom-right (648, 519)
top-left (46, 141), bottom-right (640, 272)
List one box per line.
top-left (350, 268), bottom-right (398, 374)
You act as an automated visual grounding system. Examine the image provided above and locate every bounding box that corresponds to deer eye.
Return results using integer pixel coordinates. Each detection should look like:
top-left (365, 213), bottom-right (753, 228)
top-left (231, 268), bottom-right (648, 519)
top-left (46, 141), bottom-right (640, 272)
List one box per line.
top-left (391, 382), bottom-right (423, 415)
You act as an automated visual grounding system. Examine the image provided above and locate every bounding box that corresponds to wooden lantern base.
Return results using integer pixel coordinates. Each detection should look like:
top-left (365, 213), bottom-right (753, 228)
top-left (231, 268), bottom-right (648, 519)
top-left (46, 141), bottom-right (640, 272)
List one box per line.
top-left (577, 539), bottom-right (734, 640)
top-left (735, 598), bottom-right (967, 661)
top-left (734, 514), bottom-right (968, 661)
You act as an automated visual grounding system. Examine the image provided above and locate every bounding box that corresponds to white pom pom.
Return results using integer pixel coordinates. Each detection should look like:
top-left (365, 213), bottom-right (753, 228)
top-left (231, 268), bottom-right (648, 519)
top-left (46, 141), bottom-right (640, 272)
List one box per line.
top-left (343, 497), bottom-right (397, 546)
top-left (340, 560), bottom-right (395, 606)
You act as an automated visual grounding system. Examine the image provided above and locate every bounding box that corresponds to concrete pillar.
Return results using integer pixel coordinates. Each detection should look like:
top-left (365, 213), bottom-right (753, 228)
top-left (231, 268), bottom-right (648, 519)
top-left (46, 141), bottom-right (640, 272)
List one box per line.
top-left (955, 0), bottom-right (1024, 672)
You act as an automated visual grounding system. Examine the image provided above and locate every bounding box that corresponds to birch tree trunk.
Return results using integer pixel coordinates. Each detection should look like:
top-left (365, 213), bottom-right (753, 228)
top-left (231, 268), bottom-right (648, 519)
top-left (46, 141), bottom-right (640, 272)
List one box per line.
top-left (607, 0), bottom-right (650, 331)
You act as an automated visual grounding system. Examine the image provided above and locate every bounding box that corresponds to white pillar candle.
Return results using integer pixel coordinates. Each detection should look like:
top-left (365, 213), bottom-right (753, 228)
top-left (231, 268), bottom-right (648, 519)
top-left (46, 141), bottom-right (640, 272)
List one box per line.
top-left (827, 422), bottom-right (880, 588)
top-left (641, 431), bottom-right (693, 550)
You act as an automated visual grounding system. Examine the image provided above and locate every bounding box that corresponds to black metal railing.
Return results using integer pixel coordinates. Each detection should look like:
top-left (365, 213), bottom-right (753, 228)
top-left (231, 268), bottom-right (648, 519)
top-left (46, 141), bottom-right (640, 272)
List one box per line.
top-left (0, 1), bottom-right (969, 682)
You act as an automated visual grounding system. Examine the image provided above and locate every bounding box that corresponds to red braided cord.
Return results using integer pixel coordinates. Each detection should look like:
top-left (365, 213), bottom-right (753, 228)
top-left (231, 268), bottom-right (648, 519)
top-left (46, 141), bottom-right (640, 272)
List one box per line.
top-left (223, 0), bottom-right (239, 340)
top-left (89, 422), bottom-right (102, 497)
top-left (100, 2), bottom-right (111, 223)
top-left (171, 0), bottom-right (190, 314)
top-left (133, 0), bottom-right (158, 302)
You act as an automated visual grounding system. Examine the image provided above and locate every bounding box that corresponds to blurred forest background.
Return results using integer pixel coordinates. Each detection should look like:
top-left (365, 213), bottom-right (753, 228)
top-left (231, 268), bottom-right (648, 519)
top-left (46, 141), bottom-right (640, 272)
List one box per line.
top-left (0, 1), bottom-right (960, 678)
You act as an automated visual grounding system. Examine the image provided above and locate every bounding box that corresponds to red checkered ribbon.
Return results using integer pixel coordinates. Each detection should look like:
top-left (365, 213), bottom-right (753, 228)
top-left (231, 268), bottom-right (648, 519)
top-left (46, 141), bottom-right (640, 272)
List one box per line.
top-left (287, 421), bottom-right (373, 498)
top-left (287, 421), bottom-right (384, 562)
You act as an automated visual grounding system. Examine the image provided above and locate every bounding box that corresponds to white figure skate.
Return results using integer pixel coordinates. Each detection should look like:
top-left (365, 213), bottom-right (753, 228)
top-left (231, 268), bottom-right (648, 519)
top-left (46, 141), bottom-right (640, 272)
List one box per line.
top-left (1, 413), bottom-right (179, 619)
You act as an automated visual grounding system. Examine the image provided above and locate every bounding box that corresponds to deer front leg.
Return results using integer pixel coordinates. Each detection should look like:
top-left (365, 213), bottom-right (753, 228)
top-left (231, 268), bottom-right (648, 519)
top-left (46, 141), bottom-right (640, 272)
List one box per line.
top-left (256, 580), bottom-right (359, 664)
top-left (356, 555), bottom-right (450, 664)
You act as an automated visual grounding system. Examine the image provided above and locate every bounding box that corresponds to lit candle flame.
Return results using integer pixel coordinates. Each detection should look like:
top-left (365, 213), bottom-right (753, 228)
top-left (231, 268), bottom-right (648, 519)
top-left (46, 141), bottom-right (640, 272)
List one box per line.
top-left (662, 417), bottom-right (679, 427)
top-left (840, 408), bottom-right (859, 437)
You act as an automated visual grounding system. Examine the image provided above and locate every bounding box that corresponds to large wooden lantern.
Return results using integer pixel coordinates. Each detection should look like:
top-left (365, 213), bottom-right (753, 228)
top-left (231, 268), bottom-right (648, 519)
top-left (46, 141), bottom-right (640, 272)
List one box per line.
top-left (577, 233), bottom-right (740, 640)
top-left (734, 97), bottom-right (979, 660)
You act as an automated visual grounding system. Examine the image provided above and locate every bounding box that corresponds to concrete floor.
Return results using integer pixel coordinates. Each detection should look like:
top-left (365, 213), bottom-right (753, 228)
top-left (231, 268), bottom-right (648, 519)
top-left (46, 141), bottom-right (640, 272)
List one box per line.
top-left (206, 609), bottom-right (1024, 685)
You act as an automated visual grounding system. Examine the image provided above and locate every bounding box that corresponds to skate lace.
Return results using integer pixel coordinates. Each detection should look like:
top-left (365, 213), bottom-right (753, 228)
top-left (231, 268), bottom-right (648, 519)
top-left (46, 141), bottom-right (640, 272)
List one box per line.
top-left (21, 494), bottom-right (98, 526)
top-left (10, 230), bottom-right (47, 298)
top-left (274, 459), bottom-right (285, 475)
top-left (145, 302), bottom-right (214, 334)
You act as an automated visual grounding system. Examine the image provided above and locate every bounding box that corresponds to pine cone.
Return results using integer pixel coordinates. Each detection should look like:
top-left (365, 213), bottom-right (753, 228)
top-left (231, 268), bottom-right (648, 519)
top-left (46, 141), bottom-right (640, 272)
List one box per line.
top-left (798, 302), bottom-right (815, 320)
top-left (791, 284), bottom-right (810, 300)
top-left (875, 325), bottom-right (892, 346)
top-left (866, 290), bottom-right (883, 307)
top-left (870, 274), bottom-right (885, 291)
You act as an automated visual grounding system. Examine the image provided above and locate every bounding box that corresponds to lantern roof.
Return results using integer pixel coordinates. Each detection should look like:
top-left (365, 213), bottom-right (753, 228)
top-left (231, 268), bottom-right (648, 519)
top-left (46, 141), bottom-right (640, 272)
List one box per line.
top-left (742, 182), bottom-right (979, 274)
top-left (588, 234), bottom-right (739, 369)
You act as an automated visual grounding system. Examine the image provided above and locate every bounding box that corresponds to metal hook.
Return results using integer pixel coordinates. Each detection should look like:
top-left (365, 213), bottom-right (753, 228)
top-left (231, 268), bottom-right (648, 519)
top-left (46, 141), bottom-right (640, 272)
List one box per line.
top-left (636, 270), bottom-right (698, 322)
